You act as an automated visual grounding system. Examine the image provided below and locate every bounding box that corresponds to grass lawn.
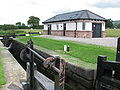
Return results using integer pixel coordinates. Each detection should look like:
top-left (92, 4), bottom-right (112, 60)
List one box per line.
top-left (106, 29), bottom-right (120, 37)
top-left (0, 56), bottom-right (6, 88)
top-left (18, 36), bottom-right (116, 64)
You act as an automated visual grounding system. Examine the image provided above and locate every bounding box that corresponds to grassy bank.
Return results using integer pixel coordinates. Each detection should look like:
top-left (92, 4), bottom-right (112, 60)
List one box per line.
top-left (0, 29), bottom-right (43, 36)
top-left (18, 36), bottom-right (116, 64)
top-left (15, 29), bottom-right (43, 33)
top-left (106, 29), bottom-right (120, 37)
top-left (0, 56), bottom-right (6, 88)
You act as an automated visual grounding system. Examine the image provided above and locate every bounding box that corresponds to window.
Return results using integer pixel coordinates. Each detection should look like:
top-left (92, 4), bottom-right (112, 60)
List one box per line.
top-left (56, 24), bottom-right (59, 30)
top-left (82, 22), bottom-right (86, 30)
top-left (103, 23), bottom-right (105, 26)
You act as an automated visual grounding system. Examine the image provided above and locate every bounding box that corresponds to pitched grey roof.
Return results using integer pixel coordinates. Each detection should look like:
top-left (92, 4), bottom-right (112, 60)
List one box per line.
top-left (43, 10), bottom-right (107, 23)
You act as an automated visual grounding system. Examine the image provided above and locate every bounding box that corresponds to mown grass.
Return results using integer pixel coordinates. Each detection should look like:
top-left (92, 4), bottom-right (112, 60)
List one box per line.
top-left (18, 36), bottom-right (116, 64)
top-left (106, 29), bottom-right (120, 37)
top-left (0, 56), bottom-right (6, 88)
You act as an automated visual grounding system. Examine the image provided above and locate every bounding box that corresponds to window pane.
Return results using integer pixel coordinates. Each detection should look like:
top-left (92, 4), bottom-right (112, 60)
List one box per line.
top-left (56, 24), bottom-right (59, 30)
top-left (82, 22), bottom-right (85, 30)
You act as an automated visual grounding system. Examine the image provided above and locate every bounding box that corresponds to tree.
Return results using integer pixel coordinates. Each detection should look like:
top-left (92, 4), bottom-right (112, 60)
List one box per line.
top-left (105, 19), bottom-right (114, 29)
top-left (27, 16), bottom-right (40, 29)
top-left (35, 25), bottom-right (44, 29)
top-left (117, 23), bottom-right (120, 28)
top-left (0, 24), bottom-right (18, 30)
top-left (15, 22), bottom-right (21, 26)
top-left (15, 22), bottom-right (29, 29)
top-left (21, 23), bottom-right (29, 29)
top-left (15, 22), bottom-right (22, 29)
top-left (22, 23), bottom-right (25, 26)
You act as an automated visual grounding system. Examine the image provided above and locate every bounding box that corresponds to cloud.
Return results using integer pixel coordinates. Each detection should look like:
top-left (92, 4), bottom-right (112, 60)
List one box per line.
top-left (0, 17), bottom-right (5, 20)
top-left (0, 0), bottom-right (119, 24)
top-left (53, 8), bottom-right (72, 14)
top-left (92, 0), bottom-right (120, 8)
top-left (25, 0), bottom-right (38, 6)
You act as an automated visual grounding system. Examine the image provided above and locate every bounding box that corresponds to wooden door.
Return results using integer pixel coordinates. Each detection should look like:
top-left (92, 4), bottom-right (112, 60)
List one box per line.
top-left (63, 23), bottom-right (66, 36)
top-left (48, 25), bottom-right (51, 35)
top-left (92, 23), bottom-right (102, 38)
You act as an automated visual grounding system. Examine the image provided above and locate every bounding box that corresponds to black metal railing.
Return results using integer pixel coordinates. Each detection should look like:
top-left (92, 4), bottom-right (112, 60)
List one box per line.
top-left (20, 39), bottom-right (65, 90)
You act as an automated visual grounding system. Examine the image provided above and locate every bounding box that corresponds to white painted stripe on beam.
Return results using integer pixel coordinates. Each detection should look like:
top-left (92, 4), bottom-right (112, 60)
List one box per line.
top-left (0, 37), bottom-right (3, 39)
top-left (39, 32), bottom-right (42, 34)
top-left (26, 34), bottom-right (30, 36)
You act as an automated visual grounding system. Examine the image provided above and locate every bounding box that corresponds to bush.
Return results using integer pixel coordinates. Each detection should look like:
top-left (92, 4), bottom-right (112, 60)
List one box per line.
top-left (0, 24), bottom-right (18, 30)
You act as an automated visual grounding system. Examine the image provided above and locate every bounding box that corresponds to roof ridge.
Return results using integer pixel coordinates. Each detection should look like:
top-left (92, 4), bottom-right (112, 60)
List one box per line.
top-left (87, 10), bottom-right (106, 19)
top-left (85, 10), bottom-right (90, 19)
top-left (55, 10), bottom-right (85, 16)
top-left (77, 10), bottom-right (85, 19)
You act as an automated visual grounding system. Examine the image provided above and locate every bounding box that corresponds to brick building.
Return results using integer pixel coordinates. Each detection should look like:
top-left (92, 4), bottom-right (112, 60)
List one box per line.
top-left (42, 10), bottom-right (107, 38)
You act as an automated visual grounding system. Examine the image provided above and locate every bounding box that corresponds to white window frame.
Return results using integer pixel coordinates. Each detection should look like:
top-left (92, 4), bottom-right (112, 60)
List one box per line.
top-left (56, 24), bottom-right (59, 30)
top-left (82, 22), bottom-right (86, 30)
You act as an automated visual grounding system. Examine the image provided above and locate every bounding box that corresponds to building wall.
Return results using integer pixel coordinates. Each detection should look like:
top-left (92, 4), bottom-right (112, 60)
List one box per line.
top-left (44, 24), bottom-right (48, 30)
top-left (59, 24), bottom-right (63, 30)
top-left (102, 31), bottom-right (106, 38)
top-left (51, 24), bottom-right (57, 30)
top-left (76, 31), bottom-right (92, 38)
top-left (43, 30), bottom-right (105, 38)
top-left (66, 23), bottom-right (76, 30)
top-left (44, 21), bottom-right (104, 31)
top-left (43, 20), bottom-right (106, 38)
top-left (65, 30), bottom-right (75, 37)
top-left (77, 22), bottom-right (92, 31)
top-left (77, 22), bottom-right (82, 30)
top-left (51, 30), bottom-right (63, 36)
top-left (102, 22), bottom-right (105, 31)
top-left (85, 22), bottom-right (92, 31)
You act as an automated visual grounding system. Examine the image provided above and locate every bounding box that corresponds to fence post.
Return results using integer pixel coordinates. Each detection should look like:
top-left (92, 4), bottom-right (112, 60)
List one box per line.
top-left (12, 33), bottom-right (16, 38)
top-left (54, 56), bottom-right (65, 90)
top-left (116, 37), bottom-right (120, 61)
top-left (96, 55), bottom-right (107, 90)
top-left (3, 35), bottom-right (9, 47)
top-left (28, 39), bottom-right (34, 90)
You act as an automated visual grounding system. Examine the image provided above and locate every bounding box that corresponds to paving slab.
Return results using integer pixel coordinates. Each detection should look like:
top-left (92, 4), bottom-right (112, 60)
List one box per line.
top-left (38, 35), bottom-right (118, 47)
top-left (0, 41), bottom-right (26, 90)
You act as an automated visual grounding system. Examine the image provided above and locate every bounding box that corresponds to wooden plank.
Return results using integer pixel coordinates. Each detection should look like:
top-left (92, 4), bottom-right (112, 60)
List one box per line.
top-left (65, 78), bottom-right (88, 90)
top-left (66, 70), bottom-right (93, 89)
top-left (116, 37), bottom-right (120, 61)
top-left (100, 76), bottom-right (120, 89)
top-left (34, 70), bottom-right (54, 90)
top-left (66, 62), bottom-right (95, 80)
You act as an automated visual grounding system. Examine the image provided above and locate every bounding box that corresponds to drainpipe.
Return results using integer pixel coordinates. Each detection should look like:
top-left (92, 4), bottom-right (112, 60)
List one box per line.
top-left (74, 21), bottom-right (77, 38)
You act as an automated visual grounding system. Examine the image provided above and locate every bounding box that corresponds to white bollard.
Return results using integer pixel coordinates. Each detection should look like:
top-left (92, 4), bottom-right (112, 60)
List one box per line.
top-left (26, 34), bottom-right (30, 36)
top-left (39, 32), bottom-right (42, 34)
top-left (64, 45), bottom-right (67, 51)
top-left (0, 37), bottom-right (3, 39)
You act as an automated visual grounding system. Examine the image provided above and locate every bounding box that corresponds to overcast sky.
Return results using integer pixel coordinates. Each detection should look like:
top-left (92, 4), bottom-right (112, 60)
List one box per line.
top-left (0, 0), bottom-right (120, 25)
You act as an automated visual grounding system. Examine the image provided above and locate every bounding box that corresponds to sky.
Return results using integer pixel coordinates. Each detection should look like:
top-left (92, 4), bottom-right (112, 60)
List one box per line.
top-left (0, 0), bottom-right (120, 25)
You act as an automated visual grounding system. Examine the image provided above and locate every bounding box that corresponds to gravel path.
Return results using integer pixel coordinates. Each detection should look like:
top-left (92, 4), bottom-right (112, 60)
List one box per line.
top-left (38, 35), bottom-right (118, 47)
top-left (0, 41), bottom-right (26, 90)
